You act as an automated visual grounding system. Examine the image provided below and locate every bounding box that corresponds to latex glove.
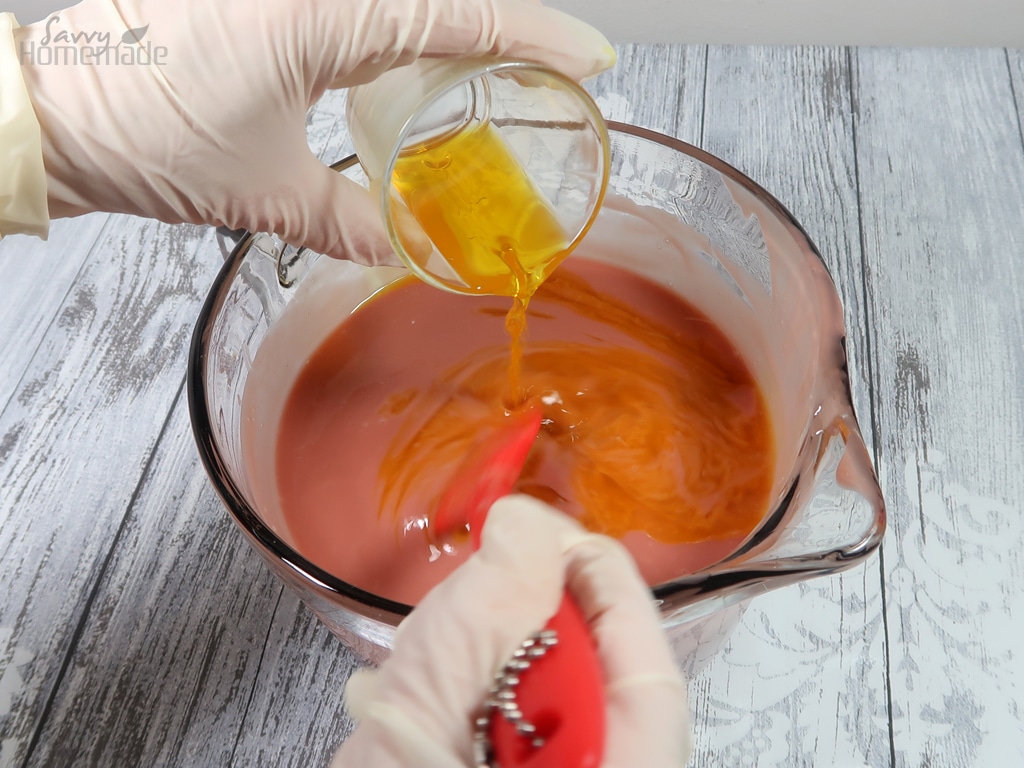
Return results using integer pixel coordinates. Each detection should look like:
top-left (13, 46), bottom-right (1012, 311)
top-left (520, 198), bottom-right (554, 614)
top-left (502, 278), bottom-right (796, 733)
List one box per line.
top-left (13, 0), bottom-right (614, 263)
top-left (0, 13), bottom-right (48, 238)
top-left (332, 495), bottom-right (692, 767)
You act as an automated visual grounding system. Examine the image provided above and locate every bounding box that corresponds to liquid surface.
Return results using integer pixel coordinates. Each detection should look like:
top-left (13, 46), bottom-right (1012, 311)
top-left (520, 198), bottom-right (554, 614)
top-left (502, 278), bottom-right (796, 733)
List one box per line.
top-left (392, 121), bottom-right (570, 298)
top-left (276, 259), bottom-right (775, 606)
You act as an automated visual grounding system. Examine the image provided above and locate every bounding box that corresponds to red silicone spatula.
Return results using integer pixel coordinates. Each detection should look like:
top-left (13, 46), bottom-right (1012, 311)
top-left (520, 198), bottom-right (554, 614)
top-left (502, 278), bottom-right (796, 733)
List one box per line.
top-left (434, 406), bottom-right (606, 768)
top-left (433, 406), bottom-right (545, 549)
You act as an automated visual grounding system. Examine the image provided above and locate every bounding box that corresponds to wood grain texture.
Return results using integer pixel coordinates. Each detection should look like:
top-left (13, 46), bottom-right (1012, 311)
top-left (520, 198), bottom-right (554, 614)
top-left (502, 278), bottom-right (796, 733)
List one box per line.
top-left (23, 394), bottom-right (279, 767)
top-left (22, 396), bottom-right (358, 768)
top-left (585, 43), bottom-right (707, 142)
top-left (3, 89), bottom-right (365, 768)
top-left (852, 47), bottom-right (1024, 766)
top-left (1009, 48), bottom-right (1024, 132)
top-left (0, 214), bottom-right (109, 409)
top-left (692, 45), bottom-right (889, 768)
top-left (227, 591), bottom-right (360, 768)
top-left (0, 218), bottom-right (219, 768)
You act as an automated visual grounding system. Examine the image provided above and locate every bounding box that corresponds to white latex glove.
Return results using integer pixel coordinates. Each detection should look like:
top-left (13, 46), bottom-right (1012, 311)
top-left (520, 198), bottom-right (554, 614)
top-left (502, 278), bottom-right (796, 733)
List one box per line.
top-left (332, 495), bottom-right (692, 768)
top-left (13, 0), bottom-right (614, 263)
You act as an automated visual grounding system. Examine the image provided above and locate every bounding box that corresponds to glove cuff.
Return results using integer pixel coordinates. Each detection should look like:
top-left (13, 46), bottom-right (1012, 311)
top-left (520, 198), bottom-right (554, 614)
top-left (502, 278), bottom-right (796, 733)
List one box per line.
top-left (0, 12), bottom-right (49, 239)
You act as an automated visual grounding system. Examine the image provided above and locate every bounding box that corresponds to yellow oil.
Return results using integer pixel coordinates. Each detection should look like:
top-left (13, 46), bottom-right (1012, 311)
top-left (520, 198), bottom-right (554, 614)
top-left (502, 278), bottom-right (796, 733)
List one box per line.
top-left (391, 121), bottom-right (571, 299)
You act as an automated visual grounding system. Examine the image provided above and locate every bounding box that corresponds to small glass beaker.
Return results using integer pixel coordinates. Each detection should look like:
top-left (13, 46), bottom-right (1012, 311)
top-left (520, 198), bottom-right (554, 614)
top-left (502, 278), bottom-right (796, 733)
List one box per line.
top-left (346, 57), bottom-right (610, 297)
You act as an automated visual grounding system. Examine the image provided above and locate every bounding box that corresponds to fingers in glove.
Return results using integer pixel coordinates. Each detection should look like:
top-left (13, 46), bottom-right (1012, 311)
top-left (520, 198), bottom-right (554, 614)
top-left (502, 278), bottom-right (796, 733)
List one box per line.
top-left (261, 157), bottom-right (406, 266)
top-left (321, 0), bottom-right (615, 89)
top-left (343, 498), bottom-right (571, 760)
top-left (487, 497), bottom-right (692, 766)
top-left (561, 538), bottom-right (691, 766)
top-left (465, 0), bottom-right (616, 81)
top-left (483, 497), bottom-right (686, 704)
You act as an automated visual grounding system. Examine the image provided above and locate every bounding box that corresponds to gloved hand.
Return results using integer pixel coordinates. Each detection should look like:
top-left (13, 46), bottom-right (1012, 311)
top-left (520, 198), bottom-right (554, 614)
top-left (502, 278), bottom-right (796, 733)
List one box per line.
top-left (13, 0), bottom-right (614, 263)
top-left (332, 495), bottom-right (692, 767)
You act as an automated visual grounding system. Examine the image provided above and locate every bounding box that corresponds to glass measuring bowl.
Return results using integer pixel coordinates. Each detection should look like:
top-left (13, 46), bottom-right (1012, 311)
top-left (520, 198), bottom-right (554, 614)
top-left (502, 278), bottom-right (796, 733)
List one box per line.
top-left (188, 123), bottom-right (885, 668)
top-left (346, 57), bottom-right (610, 297)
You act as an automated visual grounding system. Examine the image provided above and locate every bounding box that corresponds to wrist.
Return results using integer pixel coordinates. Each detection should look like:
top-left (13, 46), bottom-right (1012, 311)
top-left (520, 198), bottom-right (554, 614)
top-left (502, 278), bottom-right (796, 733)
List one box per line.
top-left (12, 16), bottom-right (95, 221)
top-left (0, 12), bottom-right (50, 237)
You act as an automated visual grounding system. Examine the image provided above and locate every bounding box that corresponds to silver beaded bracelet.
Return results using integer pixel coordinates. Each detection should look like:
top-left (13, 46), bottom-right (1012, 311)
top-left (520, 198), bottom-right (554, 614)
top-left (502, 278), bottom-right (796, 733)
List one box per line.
top-left (472, 628), bottom-right (560, 768)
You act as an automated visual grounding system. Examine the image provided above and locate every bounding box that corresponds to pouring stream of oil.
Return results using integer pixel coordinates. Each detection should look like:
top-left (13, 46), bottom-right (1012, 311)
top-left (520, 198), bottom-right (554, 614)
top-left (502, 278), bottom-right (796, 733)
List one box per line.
top-left (391, 121), bottom-right (570, 405)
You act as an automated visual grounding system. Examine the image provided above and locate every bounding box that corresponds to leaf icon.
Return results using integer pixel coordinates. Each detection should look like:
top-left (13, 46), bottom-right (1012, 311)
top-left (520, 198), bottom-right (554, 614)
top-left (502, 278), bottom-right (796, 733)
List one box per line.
top-left (121, 24), bottom-right (149, 44)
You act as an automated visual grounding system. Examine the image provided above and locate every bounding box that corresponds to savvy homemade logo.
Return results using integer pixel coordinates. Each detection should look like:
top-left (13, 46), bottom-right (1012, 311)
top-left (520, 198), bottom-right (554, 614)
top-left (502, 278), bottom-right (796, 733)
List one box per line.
top-left (19, 14), bottom-right (168, 66)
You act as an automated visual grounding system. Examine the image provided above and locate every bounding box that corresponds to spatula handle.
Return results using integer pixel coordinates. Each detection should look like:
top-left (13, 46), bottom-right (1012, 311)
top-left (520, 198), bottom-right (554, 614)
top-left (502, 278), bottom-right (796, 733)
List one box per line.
top-left (487, 593), bottom-right (605, 768)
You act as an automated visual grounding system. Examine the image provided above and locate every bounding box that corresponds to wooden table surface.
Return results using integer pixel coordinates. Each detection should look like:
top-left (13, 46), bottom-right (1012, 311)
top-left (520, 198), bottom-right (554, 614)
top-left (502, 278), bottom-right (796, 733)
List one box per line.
top-left (2, 44), bottom-right (1023, 767)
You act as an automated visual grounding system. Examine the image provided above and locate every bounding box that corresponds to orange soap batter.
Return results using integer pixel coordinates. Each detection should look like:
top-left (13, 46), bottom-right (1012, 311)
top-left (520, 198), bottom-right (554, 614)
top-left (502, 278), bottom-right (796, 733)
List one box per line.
top-left (276, 258), bottom-right (775, 605)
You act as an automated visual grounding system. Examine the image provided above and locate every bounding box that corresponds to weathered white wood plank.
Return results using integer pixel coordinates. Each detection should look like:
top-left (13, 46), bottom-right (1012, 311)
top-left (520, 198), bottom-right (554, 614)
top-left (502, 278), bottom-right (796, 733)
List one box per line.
top-left (853, 47), bottom-right (1024, 766)
top-left (0, 218), bottom-right (219, 767)
top-left (692, 45), bottom-right (890, 767)
top-left (1009, 48), bottom-right (1024, 129)
top-left (227, 591), bottom-right (361, 768)
top-left (22, 397), bottom-right (299, 766)
top-left (586, 43), bottom-right (707, 142)
top-left (0, 214), bottom-right (109, 408)
top-left (11, 91), bottom-right (368, 767)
